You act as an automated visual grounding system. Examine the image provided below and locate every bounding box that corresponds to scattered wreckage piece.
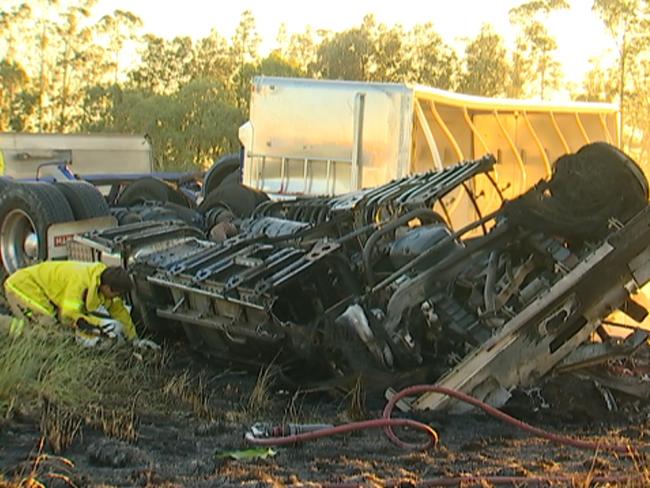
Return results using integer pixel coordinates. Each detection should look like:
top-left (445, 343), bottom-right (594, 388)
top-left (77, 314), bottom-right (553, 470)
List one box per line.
top-left (556, 329), bottom-right (649, 374)
top-left (553, 329), bottom-right (650, 402)
top-left (410, 206), bottom-right (650, 412)
top-left (577, 365), bottom-right (650, 401)
top-left (407, 142), bottom-right (650, 411)
top-left (70, 156), bottom-right (497, 373)
top-left (70, 143), bottom-right (650, 413)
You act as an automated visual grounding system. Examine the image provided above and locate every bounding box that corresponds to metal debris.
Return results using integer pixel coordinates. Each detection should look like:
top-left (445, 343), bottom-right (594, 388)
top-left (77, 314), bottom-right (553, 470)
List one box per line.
top-left (71, 143), bottom-right (650, 413)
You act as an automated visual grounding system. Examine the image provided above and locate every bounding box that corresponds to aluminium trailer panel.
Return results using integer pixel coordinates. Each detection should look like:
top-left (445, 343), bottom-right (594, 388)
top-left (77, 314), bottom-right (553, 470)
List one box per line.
top-left (0, 132), bottom-right (154, 179)
top-left (241, 77), bottom-right (413, 196)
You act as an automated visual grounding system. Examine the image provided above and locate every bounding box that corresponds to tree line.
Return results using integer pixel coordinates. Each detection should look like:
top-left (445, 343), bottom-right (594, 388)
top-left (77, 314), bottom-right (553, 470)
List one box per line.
top-left (1, 0), bottom-right (649, 170)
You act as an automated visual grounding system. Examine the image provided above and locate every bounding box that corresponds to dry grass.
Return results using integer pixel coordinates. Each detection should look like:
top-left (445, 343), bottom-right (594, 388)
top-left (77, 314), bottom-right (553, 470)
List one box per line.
top-left (0, 438), bottom-right (76, 488)
top-left (346, 375), bottom-right (367, 421)
top-left (282, 389), bottom-right (304, 426)
top-left (246, 362), bottom-right (277, 416)
top-left (39, 400), bottom-right (82, 454)
top-left (0, 327), bottom-right (147, 416)
top-left (162, 371), bottom-right (213, 420)
top-left (0, 326), bottom-right (171, 482)
top-left (85, 401), bottom-right (140, 443)
top-left (0, 325), bottom-right (164, 452)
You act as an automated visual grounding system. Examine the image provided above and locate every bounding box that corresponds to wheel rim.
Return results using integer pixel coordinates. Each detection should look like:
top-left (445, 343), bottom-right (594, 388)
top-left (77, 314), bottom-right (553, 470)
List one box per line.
top-left (1, 209), bottom-right (39, 273)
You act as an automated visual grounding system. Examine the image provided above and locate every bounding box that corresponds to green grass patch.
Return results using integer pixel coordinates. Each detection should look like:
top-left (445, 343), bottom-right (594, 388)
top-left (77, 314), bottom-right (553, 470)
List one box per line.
top-left (0, 326), bottom-right (151, 419)
top-left (0, 325), bottom-right (169, 452)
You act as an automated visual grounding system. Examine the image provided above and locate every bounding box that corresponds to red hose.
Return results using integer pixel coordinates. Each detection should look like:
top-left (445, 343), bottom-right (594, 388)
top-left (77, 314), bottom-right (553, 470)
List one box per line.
top-left (246, 384), bottom-right (633, 454)
top-left (383, 385), bottom-right (632, 453)
top-left (245, 418), bottom-right (438, 448)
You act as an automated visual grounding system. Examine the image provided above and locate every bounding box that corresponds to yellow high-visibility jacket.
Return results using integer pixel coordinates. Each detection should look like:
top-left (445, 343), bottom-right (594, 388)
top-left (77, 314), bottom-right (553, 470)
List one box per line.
top-left (4, 261), bottom-right (138, 340)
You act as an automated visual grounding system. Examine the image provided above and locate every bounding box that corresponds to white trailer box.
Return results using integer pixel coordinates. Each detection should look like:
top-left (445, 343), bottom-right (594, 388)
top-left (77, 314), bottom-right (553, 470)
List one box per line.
top-left (0, 132), bottom-right (153, 179)
top-left (241, 77), bottom-right (619, 203)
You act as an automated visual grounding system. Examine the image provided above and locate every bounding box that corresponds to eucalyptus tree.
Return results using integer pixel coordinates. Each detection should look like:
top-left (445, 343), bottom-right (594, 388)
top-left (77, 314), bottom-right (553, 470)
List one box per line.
top-left (0, 60), bottom-right (35, 130)
top-left (459, 23), bottom-right (510, 97)
top-left (283, 26), bottom-right (321, 76)
top-left (579, 61), bottom-right (618, 103)
top-left (174, 78), bottom-right (245, 168)
top-left (128, 35), bottom-right (195, 95)
top-left (52, 2), bottom-right (97, 131)
top-left (96, 9), bottom-right (142, 86)
top-left (0, 3), bottom-right (35, 130)
top-left (592, 0), bottom-right (650, 157)
top-left (231, 10), bottom-right (261, 111)
top-left (1, 3), bottom-right (32, 63)
top-left (406, 22), bottom-right (459, 90)
top-left (313, 16), bottom-right (374, 80)
top-left (33, 0), bottom-right (61, 131)
top-left (360, 16), bottom-right (409, 82)
top-left (509, 0), bottom-right (569, 99)
top-left (193, 28), bottom-right (236, 89)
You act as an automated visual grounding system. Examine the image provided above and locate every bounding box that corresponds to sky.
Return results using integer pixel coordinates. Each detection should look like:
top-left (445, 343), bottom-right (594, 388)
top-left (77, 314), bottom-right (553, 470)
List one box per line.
top-left (94, 0), bottom-right (615, 87)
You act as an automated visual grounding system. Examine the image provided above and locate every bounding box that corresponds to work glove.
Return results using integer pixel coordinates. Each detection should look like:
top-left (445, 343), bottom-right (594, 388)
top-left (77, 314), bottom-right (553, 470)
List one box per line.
top-left (98, 320), bottom-right (125, 341)
top-left (76, 317), bottom-right (101, 334)
top-left (75, 318), bottom-right (102, 347)
top-left (75, 319), bottom-right (126, 347)
top-left (132, 338), bottom-right (161, 351)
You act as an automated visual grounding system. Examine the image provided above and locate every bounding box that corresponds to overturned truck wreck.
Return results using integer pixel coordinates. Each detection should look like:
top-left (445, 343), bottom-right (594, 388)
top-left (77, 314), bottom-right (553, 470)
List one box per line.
top-left (70, 142), bottom-right (650, 411)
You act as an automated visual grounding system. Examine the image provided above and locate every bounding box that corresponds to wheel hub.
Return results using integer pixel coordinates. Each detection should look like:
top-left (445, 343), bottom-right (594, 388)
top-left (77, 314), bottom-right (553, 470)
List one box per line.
top-left (1, 208), bottom-right (38, 273)
top-left (24, 232), bottom-right (39, 259)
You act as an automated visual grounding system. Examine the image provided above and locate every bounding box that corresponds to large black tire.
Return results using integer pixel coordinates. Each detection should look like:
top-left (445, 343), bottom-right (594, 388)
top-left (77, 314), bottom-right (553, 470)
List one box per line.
top-left (0, 183), bottom-right (74, 274)
top-left (111, 207), bottom-right (142, 225)
top-left (203, 153), bottom-right (240, 197)
top-left (133, 202), bottom-right (205, 227)
top-left (114, 206), bottom-right (205, 228)
top-left (116, 177), bottom-right (193, 208)
top-left (218, 170), bottom-right (240, 189)
top-left (0, 177), bottom-right (15, 192)
top-left (199, 183), bottom-right (269, 218)
top-left (53, 181), bottom-right (110, 220)
top-left (130, 277), bottom-right (181, 337)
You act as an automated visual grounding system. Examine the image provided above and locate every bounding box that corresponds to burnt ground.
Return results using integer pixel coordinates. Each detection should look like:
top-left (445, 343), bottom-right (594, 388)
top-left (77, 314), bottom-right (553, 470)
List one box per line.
top-left (1, 344), bottom-right (650, 487)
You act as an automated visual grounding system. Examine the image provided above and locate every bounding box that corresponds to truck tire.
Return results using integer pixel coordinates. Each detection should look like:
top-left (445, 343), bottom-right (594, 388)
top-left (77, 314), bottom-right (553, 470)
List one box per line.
top-left (113, 208), bottom-right (142, 225)
top-left (131, 292), bottom-right (178, 337)
top-left (0, 183), bottom-right (74, 274)
top-left (135, 202), bottom-right (204, 228)
top-left (218, 170), bottom-right (240, 189)
top-left (203, 153), bottom-right (240, 196)
top-left (54, 181), bottom-right (110, 219)
top-left (199, 183), bottom-right (268, 218)
top-left (117, 177), bottom-right (193, 208)
top-left (130, 273), bottom-right (180, 337)
top-left (0, 177), bottom-right (15, 192)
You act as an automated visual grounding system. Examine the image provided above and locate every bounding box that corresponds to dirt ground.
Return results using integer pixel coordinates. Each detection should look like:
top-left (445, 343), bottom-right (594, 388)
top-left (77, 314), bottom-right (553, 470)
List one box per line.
top-left (1, 344), bottom-right (649, 488)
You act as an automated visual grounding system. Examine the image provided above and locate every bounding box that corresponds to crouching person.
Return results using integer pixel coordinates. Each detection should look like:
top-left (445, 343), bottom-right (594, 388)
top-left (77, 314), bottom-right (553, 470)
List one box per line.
top-left (3, 261), bottom-right (157, 349)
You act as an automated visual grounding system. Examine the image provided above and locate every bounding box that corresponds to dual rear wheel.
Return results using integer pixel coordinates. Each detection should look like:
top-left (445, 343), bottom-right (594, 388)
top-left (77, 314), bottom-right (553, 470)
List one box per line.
top-left (0, 180), bottom-right (109, 275)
